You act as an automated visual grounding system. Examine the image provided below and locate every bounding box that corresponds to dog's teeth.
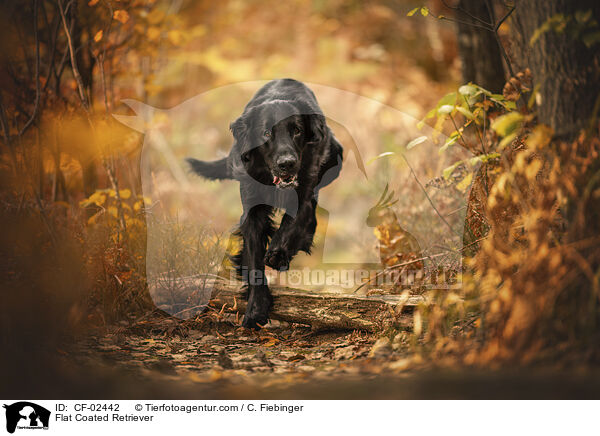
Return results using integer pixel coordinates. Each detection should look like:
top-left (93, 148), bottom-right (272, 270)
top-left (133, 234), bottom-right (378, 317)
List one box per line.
top-left (273, 176), bottom-right (280, 184)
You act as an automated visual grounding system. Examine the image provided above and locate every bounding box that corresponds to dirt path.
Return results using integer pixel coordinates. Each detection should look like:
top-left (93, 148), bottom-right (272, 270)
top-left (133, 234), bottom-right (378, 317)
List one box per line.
top-left (67, 314), bottom-right (421, 394)
top-left (62, 315), bottom-right (600, 399)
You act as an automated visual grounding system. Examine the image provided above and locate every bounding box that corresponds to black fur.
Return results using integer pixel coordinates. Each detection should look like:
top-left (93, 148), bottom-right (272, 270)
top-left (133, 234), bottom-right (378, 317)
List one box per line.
top-left (187, 79), bottom-right (343, 329)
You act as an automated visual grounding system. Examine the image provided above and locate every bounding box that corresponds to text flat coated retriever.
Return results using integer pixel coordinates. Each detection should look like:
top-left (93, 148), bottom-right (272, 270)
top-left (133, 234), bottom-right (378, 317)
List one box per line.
top-left (187, 79), bottom-right (343, 329)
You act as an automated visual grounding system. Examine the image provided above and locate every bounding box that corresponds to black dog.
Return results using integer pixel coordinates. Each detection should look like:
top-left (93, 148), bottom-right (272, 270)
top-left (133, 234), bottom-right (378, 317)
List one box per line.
top-left (187, 79), bottom-right (343, 329)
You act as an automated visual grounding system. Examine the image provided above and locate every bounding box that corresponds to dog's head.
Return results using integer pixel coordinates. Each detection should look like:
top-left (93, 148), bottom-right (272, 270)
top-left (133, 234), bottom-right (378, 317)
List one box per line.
top-left (230, 100), bottom-right (326, 189)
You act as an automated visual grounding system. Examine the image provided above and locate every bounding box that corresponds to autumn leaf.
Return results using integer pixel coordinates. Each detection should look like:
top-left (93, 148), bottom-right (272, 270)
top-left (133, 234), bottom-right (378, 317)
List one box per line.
top-left (456, 172), bottom-right (473, 192)
top-left (88, 0), bottom-right (99, 6)
top-left (147, 9), bottom-right (166, 25)
top-left (113, 10), bottom-right (130, 24)
top-left (168, 30), bottom-right (183, 46)
top-left (147, 27), bottom-right (161, 41)
top-left (93, 30), bottom-right (103, 43)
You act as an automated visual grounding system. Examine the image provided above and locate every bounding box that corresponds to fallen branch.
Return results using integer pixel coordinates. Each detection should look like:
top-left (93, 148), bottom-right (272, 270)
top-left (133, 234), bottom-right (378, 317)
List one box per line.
top-left (206, 281), bottom-right (425, 332)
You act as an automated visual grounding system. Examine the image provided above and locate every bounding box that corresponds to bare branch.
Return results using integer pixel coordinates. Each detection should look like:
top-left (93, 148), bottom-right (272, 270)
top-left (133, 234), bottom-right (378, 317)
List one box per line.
top-left (57, 0), bottom-right (90, 111)
top-left (19, 0), bottom-right (41, 136)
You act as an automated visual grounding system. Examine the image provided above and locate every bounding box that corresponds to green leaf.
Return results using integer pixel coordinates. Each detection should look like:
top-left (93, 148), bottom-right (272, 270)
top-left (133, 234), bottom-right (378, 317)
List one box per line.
top-left (472, 84), bottom-right (493, 97)
top-left (424, 107), bottom-right (437, 120)
top-left (406, 136), bottom-right (428, 150)
top-left (456, 106), bottom-right (474, 119)
top-left (458, 84), bottom-right (477, 96)
top-left (469, 152), bottom-right (500, 167)
top-left (366, 151), bottom-right (396, 165)
top-left (420, 7), bottom-right (429, 16)
top-left (491, 112), bottom-right (524, 137)
top-left (439, 134), bottom-right (458, 153)
top-left (407, 7), bottom-right (419, 16)
top-left (437, 92), bottom-right (457, 107)
top-left (443, 161), bottom-right (463, 180)
top-left (498, 132), bottom-right (517, 150)
top-left (437, 104), bottom-right (454, 115)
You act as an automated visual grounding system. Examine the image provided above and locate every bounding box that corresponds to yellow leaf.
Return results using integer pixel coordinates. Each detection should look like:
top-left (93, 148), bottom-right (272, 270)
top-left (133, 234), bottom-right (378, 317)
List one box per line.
top-left (191, 25), bottom-right (207, 38)
top-left (87, 213), bottom-right (100, 225)
top-left (526, 124), bottom-right (554, 150)
top-left (456, 172), bottom-right (473, 192)
top-left (168, 30), bottom-right (183, 46)
top-left (491, 112), bottom-right (523, 137)
top-left (88, 0), bottom-right (99, 5)
top-left (88, 192), bottom-right (107, 206)
top-left (93, 30), bottom-right (103, 42)
top-left (147, 9), bottom-right (165, 25)
top-left (113, 10), bottom-right (130, 24)
top-left (263, 338), bottom-right (279, 347)
top-left (147, 26), bottom-right (161, 41)
top-left (119, 188), bottom-right (131, 199)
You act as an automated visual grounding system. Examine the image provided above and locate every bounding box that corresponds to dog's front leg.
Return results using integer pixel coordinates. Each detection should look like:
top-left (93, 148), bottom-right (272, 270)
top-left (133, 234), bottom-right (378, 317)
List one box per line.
top-left (265, 197), bottom-right (317, 271)
top-left (239, 204), bottom-right (274, 329)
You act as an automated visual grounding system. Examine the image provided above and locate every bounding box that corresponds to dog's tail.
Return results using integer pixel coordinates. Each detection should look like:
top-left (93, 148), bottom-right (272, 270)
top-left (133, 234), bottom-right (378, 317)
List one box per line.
top-left (185, 157), bottom-right (231, 180)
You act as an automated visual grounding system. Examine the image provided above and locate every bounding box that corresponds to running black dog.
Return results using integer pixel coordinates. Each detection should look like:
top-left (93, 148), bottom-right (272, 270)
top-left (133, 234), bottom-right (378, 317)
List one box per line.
top-left (187, 79), bottom-right (343, 329)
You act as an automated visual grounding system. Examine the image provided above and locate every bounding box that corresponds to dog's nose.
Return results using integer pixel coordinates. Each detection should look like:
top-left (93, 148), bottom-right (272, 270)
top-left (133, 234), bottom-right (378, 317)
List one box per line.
top-left (276, 156), bottom-right (297, 172)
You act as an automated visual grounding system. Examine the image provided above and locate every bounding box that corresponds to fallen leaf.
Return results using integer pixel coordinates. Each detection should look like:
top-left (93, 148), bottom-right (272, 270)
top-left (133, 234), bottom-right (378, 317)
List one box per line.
top-left (288, 354), bottom-right (306, 362)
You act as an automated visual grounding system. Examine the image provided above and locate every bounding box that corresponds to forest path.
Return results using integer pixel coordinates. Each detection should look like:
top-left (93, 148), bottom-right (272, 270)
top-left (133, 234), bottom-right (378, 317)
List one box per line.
top-left (69, 314), bottom-right (418, 396)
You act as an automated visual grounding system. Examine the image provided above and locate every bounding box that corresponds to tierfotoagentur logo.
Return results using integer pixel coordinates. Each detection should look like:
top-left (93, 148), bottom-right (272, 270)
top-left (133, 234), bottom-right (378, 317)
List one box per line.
top-left (3, 402), bottom-right (50, 434)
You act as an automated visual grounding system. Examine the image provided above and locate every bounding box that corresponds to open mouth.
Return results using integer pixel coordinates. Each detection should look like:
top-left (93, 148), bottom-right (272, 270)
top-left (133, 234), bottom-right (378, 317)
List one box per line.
top-left (272, 174), bottom-right (298, 188)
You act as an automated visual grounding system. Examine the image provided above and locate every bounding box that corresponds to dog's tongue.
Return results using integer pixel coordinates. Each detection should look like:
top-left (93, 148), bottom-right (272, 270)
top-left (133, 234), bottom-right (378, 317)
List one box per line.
top-left (273, 176), bottom-right (281, 185)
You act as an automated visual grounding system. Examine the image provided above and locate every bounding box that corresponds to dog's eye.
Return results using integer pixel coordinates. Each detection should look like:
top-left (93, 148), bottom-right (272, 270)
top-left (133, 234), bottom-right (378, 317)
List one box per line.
top-left (263, 130), bottom-right (271, 138)
top-left (294, 126), bottom-right (302, 135)
top-left (241, 153), bottom-right (251, 163)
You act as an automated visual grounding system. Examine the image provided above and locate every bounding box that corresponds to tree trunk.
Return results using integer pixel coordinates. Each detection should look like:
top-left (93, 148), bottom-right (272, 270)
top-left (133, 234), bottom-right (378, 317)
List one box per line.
top-left (511, 0), bottom-right (600, 139)
top-left (456, 0), bottom-right (506, 92)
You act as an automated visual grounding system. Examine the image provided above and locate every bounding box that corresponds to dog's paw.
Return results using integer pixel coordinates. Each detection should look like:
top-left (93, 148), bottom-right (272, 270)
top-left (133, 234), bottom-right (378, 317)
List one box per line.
top-left (242, 290), bottom-right (272, 330)
top-left (264, 247), bottom-right (290, 271)
top-left (242, 314), bottom-right (267, 330)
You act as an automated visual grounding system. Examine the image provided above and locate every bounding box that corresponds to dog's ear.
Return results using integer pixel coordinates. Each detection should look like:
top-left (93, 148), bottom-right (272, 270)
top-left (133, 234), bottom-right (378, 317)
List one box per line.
top-left (230, 115), bottom-right (247, 144)
top-left (230, 114), bottom-right (253, 159)
top-left (305, 113), bottom-right (327, 144)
